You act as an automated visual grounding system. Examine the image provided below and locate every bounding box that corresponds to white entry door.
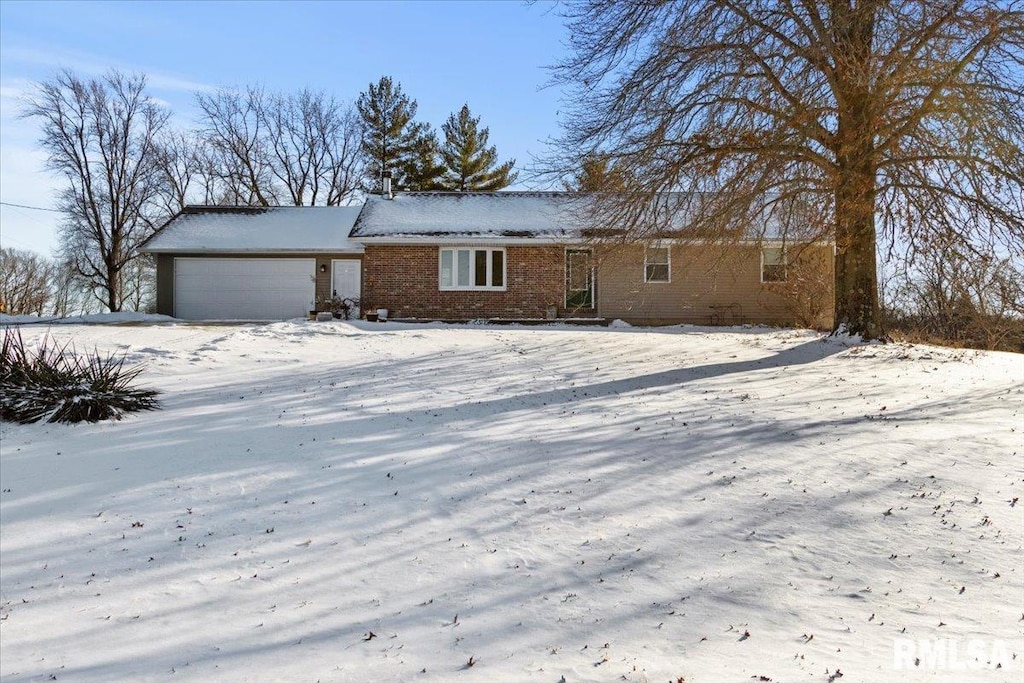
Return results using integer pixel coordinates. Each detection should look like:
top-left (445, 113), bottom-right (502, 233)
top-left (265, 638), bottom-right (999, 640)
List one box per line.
top-left (331, 260), bottom-right (362, 317)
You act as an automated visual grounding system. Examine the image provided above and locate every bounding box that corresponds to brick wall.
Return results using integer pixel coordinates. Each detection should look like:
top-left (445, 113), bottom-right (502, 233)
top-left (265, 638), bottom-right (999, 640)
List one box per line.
top-left (363, 245), bottom-right (566, 319)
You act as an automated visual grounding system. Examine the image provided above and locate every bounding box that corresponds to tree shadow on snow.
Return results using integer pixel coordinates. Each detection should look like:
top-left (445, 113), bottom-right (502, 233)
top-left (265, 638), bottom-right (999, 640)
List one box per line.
top-left (1, 331), bottom-right (1013, 681)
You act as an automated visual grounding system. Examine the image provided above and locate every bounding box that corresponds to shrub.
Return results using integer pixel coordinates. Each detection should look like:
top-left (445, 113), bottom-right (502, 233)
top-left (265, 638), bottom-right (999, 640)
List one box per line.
top-left (0, 329), bottom-right (160, 424)
top-left (881, 247), bottom-right (1024, 353)
top-left (316, 295), bottom-right (360, 320)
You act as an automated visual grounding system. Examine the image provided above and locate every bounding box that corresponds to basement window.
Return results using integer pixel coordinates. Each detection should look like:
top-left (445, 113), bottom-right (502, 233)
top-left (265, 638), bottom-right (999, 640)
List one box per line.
top-left (439, 247), bottom-right (506, 290)
top-left (761, 246), bottom-right (787, 282)
top-left (644, 246), bottom-right (670, 283)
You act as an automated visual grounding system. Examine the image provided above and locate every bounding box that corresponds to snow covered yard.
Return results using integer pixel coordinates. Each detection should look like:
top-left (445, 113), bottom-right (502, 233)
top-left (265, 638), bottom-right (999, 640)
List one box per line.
top-left (1, 320), bottom-right (1021, 683)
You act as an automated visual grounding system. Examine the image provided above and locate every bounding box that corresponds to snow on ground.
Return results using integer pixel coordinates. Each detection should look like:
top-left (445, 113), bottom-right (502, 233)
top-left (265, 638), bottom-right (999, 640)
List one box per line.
top-left (1, 321), bottom-right (1021, 683)
top-left (0, 312), bottom-right (178, 325)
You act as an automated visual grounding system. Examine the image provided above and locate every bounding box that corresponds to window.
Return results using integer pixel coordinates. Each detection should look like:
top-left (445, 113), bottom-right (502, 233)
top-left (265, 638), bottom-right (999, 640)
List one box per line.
top-left (439, 248), bottom-right (505, 290)
top-left (761, 246), bottom-right (787, 282)
top-left (644, 246), bottom-right (670, 283)
top-left (566, 249), bottom-right (593, 308)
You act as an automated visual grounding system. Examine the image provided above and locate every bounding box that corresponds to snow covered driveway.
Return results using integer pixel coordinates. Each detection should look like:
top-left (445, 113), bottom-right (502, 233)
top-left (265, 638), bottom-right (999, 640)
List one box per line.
top-left (1, 321), bottom-right (1021, 682)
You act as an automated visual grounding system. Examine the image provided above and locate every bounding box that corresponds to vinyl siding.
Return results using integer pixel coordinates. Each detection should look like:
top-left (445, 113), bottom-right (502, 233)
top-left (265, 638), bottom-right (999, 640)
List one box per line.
top-left (594, 243), bottom-right (834, 328)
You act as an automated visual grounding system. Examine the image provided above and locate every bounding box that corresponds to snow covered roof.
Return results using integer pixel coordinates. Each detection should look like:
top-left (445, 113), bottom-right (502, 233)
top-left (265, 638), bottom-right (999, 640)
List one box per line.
top-left (143, 195), bottom-right (827, 253)
top-left (351, 192), bottom-right (589, 240)
top-left (143, 206), bottom-right (365, 253)
top-left (350, 192), bottom-right (818, 243)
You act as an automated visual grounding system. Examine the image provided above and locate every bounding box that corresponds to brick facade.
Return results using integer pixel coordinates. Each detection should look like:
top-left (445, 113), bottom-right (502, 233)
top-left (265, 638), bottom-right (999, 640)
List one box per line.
top-left (362, 245), bottom-right (569, 319)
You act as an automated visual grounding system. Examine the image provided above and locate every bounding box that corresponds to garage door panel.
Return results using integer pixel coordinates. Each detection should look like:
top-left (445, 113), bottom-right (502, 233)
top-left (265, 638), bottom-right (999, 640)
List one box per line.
top-left (174, 258), bottom-right (315, 320)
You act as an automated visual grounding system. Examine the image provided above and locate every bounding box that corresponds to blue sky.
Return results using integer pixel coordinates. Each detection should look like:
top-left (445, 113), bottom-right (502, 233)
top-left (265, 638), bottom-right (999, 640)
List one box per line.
top-left (0, 0), bottom-right (570, 256)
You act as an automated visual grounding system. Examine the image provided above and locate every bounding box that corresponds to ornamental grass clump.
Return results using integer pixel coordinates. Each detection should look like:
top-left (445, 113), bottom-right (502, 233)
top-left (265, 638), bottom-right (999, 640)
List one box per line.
top-left (0, 329), bottom-right (159, 424)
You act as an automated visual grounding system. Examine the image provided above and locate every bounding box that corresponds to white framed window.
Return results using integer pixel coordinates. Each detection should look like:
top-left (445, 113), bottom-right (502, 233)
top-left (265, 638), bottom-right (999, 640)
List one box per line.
top-left (565, 248), bottom-right (593, 308)
top-left (761, 246), bottom-right (787, 282)
top-left (644, 246), bottom-right (670, 283)
top-left (439, 247), bottom-right (506, 290)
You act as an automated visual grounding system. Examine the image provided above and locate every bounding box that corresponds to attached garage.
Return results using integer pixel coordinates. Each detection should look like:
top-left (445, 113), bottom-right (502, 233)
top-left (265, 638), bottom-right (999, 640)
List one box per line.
top-left (174, 258), bottom-right (315, 321)
top-left (143, 206), bottom-right (364, 321)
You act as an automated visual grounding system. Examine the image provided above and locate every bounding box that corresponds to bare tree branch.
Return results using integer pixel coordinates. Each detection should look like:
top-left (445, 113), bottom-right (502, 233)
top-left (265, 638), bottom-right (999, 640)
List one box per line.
top-left (23, 69), bottom-right (168, 312)
top-left (546, 0), bottom-right (1024, 338)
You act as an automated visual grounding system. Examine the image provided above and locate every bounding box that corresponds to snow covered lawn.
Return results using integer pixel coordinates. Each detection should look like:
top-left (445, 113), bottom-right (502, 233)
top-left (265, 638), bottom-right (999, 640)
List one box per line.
top-left (1, 321), bottom-right (1021, 682)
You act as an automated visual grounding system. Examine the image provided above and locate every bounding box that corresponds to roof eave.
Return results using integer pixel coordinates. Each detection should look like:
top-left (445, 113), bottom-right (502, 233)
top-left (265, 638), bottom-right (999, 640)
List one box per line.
top-left (143, 247), bottom-right (366, 254)
top-left (352, 236), bottom-right (581, 244)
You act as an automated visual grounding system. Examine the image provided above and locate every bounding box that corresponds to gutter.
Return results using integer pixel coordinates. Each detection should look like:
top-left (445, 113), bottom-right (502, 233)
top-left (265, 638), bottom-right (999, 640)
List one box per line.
top-left (142, 247), bottom-right (366, 255)
top-left (352, 236), bottom-right (580, 246)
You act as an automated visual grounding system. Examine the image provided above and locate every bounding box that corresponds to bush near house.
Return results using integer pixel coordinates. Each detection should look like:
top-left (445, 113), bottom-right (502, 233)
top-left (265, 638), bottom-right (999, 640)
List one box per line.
top-left (315, 295), bottom-right (360, 320)
top-left (0, 329), bottom-right (160, 424)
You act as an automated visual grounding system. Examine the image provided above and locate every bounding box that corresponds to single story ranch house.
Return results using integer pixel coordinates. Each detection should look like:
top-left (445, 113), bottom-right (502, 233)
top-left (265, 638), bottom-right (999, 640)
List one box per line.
top-left (143, 190), bottom-right (835, 327)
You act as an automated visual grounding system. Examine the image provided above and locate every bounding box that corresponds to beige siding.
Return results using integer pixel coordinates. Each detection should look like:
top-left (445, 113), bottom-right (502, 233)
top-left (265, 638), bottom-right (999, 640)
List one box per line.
top-left (595, 243), bottom-right (834, 328)
top-left (314, 255), bottom-right (364, 307)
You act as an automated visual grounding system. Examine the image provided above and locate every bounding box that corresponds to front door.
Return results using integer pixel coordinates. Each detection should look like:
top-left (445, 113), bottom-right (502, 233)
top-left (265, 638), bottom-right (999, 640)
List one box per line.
top-left (331, 260), bottom-right (362, 317)
top-left (565, 249), bottom-right (594, 310)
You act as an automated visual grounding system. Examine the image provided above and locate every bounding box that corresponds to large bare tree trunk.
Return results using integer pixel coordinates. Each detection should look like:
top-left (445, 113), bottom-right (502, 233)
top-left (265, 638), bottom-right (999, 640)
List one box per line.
top-left (833, 0), bottom-right (882, 338)
top-left (834, 167), bottom-right (881, 338)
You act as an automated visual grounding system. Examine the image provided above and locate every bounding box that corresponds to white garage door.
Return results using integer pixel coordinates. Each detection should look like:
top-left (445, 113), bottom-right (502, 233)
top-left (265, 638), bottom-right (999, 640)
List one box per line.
top-left (174, 258), bottom-right (315, 320)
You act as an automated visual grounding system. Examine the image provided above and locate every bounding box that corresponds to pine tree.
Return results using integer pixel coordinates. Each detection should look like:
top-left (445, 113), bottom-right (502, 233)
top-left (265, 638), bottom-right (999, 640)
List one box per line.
top-left (565, 154), bottom-right (631, 192)
top-left (402, 124), bottom-right (447, 191)
top-left (356, 76), bottom-right (422, 192)
top-left (440, 105), bottom-right (517, 191)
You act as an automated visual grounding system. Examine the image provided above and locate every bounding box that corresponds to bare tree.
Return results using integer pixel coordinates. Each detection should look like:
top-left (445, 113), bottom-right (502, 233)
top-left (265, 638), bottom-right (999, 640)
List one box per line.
top-left (196, 87), bottom-right (362, 206)
top-left (322, 103), bottom-right (365, 205)
top-left (123, 253), bottom-right (156, 312)
top-left (885, 235), bottom-right (1024, 350)
top-left (24, 69), bottom-right (168, 312)
top-left (549, 1), bottom-right (1024, 339)
top-left (50, 258), bottom-right (91, 317)
top-left (0, 248), bottom-right (53, 315)
top-left (0, 251), bottom-right (92, 318)
top-left (196, 86), bottom-right (278, 207)
top-left (264, 89), bottom-right (363, 205)
top-left (154, 131), bottom-right (226, 215)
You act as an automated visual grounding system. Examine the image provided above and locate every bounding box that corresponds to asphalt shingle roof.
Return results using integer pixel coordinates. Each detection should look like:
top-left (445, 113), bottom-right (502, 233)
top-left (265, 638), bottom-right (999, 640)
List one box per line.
top-left (143, 205), bottom-right (364, 253)
top-left (350, 192), bottom-right (589, 239)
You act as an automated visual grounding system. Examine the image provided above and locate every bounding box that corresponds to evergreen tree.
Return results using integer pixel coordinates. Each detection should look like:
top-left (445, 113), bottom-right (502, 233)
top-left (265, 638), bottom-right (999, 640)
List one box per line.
top-left (356, 76), bottom-right (422, 192)
top-left (440, 105), bottom-right (517, 191)
top-left (402, 124), bottom-right (447, 191)
top-left (565, 154), bottom-right (631, 192)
